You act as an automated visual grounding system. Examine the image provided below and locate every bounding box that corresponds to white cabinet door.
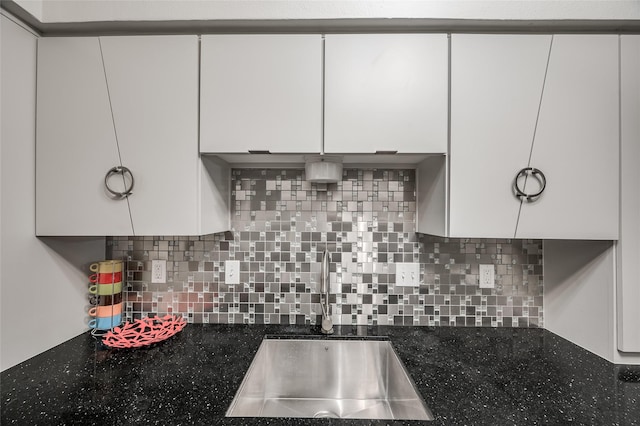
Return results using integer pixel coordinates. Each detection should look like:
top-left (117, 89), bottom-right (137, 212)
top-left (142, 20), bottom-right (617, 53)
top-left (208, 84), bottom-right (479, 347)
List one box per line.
top-left (36, 37), bottom-right (133, 236)
top-left (324, 34), bottom-right (448, 154)
top-left (516, 35), bottom-right (619, 239)
top-left (200, 35), bottom-right (323, 154)
top-left (447, 34), bottom-right (619, 240)
top-left (99, 36), bottom-right (202, 236)
top-left (37, 36), bottom-right (228, 236)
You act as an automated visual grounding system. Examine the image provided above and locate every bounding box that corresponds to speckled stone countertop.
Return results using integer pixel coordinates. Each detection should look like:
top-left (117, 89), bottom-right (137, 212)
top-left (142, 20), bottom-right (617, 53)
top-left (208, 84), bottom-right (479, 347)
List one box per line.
top-left (2, 325), bottom-right (639, 425)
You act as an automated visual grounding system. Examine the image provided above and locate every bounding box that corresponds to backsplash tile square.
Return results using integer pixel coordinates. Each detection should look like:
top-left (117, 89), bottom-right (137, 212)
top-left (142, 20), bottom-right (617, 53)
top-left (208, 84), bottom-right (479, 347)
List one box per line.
top-left (108, 168), bottom-right (543, 327)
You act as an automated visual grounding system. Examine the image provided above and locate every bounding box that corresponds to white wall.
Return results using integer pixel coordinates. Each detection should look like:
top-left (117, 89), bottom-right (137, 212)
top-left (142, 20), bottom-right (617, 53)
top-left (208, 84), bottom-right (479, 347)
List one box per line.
top-left (12, 0), bottom-right (640, 23)
top-left (544, 240), bottom-right (616, 361)
top-left (545, 240), bottom-right (640, 365)
top-left (0, 13), bottom-right (105, 371)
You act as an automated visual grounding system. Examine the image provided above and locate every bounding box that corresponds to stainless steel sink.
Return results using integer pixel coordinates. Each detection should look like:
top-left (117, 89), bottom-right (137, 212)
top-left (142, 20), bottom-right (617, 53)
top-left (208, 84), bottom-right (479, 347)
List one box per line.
top-left (226, 338), bottom-right (434, 420)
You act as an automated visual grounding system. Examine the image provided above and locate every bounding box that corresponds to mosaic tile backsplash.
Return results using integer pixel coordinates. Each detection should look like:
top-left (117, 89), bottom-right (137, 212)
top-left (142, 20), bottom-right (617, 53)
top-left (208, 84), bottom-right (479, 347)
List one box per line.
top-left (108, 168), bottom-right (543, 328)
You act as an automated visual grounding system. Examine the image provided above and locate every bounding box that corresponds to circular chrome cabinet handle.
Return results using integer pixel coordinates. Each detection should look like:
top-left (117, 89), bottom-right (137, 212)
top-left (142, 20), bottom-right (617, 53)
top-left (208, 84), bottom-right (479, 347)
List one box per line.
top-left (514, 167), bottom-right (546, 201)
top-left (104, 166), bottom-right (134, 199)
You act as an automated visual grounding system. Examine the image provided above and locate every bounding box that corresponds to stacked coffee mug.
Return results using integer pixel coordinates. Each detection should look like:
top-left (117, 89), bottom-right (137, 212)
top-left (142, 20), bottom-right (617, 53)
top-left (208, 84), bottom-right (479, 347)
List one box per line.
top-left (88, 260), bottom-right (123, 333)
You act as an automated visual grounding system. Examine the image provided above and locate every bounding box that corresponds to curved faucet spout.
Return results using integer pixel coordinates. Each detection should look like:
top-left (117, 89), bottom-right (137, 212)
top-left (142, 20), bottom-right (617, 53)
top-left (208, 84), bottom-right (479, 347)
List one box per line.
top-left (320, 249), bottom-right (334, 335)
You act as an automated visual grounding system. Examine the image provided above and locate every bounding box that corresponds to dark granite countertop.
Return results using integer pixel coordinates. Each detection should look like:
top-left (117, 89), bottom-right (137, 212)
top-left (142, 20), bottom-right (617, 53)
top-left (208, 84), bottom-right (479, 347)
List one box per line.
top-left (2, 325), bottom-right (639, 425)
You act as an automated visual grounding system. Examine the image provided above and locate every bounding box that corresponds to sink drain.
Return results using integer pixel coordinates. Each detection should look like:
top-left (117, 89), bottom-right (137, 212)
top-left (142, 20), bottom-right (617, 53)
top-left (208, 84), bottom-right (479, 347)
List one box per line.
top-left (313, 410), bottom-right (339, 418)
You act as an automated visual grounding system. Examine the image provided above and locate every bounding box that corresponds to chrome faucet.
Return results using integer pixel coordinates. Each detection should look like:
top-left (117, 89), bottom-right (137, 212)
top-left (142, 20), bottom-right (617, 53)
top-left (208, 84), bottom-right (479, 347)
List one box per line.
top-left (320, 249), bottom-right (334, 335)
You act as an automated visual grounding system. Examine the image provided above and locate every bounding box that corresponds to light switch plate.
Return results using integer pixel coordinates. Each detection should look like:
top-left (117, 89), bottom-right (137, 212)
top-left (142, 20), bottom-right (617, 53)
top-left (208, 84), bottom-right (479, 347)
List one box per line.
top-left (396, 263), bottom-right (420, 287)
top-left (225, 260), bottom-right (240, 285)
top-left (151, 260), bottom-right (166, 283)
top-left (479, 264), bottom-right (495, 288)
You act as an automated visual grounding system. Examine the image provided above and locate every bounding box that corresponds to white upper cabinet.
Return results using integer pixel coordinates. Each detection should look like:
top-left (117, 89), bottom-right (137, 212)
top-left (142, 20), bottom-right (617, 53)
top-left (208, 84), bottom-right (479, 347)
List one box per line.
top-left (200, 35), bottom-right (323, 154)
top-left (36, 36), bottom-right (229, 236)
top-left (324, 34), bottom-right (448, 154)
top-left (420, 34), bottom-right (619, 240)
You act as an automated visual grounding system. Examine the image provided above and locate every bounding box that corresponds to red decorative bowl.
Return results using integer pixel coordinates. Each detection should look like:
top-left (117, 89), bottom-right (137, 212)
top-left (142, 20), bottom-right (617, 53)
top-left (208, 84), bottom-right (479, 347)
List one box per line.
top-left (102, 315), bottom-right (186, 348)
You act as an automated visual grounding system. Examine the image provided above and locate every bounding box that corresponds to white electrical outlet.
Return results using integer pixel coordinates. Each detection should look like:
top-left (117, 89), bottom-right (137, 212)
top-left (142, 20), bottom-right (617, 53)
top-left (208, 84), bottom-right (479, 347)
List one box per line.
top-left (225, 260), bottom-right (240, 285)
top-left (479, 264), bottom-right (495, 288)
top-left (396, 263), bottom-right (420, 287)
top-left (151, 260), bottom-right (166, 283)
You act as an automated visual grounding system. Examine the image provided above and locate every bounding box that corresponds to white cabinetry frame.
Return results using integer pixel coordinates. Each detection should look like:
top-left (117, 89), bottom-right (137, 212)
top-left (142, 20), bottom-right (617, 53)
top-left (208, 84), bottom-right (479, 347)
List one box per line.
top-left (419, 34), bottom-right (619, 240)
top-left (36, 36), bottom-right (229, 236)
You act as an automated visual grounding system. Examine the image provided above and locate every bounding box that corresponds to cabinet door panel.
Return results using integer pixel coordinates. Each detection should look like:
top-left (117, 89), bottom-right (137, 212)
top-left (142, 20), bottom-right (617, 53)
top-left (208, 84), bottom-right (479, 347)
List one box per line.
top-left (200, 35), bottom-right (322, 153)
top-left (324, 34), bottom-right (448, 154)
top-left (100, 36), bottom-right (200, 235)
top-left (449, 34), bottom-right (552, 238)
top-left (517, 35), bottom-right (619, 239)
top-left (36, 37), bottom-right (133, 236)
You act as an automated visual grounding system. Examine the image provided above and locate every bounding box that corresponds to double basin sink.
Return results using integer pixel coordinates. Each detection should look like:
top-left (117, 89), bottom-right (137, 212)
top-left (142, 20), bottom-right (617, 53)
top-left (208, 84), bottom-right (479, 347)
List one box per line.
top-left (226, 337), bottom-right (433, 420)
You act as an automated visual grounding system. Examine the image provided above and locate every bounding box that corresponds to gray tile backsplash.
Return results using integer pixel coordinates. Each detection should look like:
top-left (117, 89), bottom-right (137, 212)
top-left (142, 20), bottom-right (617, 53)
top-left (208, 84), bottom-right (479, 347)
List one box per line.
top-left (108, 168), bottom-right (543, 327)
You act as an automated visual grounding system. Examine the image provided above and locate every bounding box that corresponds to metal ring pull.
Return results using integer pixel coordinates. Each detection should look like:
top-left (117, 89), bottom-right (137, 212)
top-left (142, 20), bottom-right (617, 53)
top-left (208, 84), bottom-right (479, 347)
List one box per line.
top-left (104, 166), bottom-right (134, 199)
top-left (514, 167), bottom-right (546, 201)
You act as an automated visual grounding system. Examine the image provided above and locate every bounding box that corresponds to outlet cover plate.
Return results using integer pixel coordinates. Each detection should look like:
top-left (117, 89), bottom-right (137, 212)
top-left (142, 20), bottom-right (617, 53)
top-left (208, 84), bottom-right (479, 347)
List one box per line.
top-left (479, 264), bottom-right (495, 288)
top-left (225, 260), bottom-right (240, 285)
top-left (396, 263), bottom-right (420, 287)
top-left (151, 260), bottom-right (166, 284)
